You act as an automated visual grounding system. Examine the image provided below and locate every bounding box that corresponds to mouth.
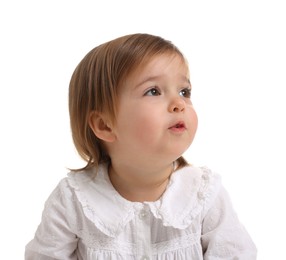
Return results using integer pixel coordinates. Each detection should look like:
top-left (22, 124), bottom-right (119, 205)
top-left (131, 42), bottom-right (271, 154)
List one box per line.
top-left (169, 121), bottom-right (186, 132)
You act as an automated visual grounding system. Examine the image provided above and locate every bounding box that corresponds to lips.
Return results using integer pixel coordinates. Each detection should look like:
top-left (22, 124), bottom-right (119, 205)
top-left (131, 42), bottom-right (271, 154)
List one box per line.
top-left (168, 121), bottom-right (186, 132)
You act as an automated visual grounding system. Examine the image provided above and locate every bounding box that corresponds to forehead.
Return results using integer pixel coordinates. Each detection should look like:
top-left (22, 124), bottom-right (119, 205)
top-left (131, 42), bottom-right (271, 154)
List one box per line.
top-left (127, 53), bottom-right (189, 83)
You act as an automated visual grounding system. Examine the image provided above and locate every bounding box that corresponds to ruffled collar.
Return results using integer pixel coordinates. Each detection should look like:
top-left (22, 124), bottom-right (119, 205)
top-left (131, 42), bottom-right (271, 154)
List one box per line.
top-left (67, 164), bottom-right (221, 237)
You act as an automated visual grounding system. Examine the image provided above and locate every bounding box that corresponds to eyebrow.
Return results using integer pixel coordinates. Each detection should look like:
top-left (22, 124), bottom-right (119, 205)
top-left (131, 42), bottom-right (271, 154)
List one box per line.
top-left (135, 75), bottom-right (191, 89)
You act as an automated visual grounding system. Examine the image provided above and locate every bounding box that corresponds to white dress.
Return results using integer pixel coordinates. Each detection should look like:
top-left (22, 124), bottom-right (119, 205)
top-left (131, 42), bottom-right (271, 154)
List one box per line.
top-left (25, 165), bottom-right (257, 259)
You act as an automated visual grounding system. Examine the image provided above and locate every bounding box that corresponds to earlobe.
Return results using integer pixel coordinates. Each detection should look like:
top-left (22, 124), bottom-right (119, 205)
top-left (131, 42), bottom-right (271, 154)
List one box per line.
top-left (89, 112), bottom-right (116, 142)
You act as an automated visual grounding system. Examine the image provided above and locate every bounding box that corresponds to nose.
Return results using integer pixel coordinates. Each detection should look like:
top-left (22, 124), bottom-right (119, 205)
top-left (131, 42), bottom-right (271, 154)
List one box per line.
top-left (168, 97), bottom-right (185, 113)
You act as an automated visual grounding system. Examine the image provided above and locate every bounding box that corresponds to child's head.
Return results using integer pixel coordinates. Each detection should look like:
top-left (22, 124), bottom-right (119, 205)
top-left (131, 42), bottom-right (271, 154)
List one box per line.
top-left (69, 33), bottom-right (196, 171)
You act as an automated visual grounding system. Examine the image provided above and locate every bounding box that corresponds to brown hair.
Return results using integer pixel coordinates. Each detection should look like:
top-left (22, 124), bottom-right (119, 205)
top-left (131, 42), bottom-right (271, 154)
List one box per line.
top-left (69, 33), bottom-right (189, 171)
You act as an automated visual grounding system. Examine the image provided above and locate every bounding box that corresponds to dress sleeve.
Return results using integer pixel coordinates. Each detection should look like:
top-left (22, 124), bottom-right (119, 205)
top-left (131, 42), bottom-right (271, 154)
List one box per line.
top-left (201, 186), bottom-right (257, 259)
top-left (25, 179), bottom-right (79, 260)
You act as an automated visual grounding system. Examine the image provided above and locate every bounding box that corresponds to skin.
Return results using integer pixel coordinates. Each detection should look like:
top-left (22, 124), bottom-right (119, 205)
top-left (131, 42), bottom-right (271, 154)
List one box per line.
top-left (92, 53), bottom-right (198, 202)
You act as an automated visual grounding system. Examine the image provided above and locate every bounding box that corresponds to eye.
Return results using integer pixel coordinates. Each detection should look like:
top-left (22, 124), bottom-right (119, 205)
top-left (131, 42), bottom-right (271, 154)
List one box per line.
top-left (144, 87), bottom-right (161, 96)
top-left (179, 88), bottom-right (191, 98)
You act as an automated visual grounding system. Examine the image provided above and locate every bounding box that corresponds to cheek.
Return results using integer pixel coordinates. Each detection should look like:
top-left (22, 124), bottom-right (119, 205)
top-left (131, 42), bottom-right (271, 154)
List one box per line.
top-left (187, 105), bottom-right (198, 124)
top-left (191, 110), bottom-right (198, 131)
top-left (119, 108), bottom-right (161, 142)
top-left (132, 113), bottom-right (159, 137)
top-left (185, 107), bottom-right (198, 139)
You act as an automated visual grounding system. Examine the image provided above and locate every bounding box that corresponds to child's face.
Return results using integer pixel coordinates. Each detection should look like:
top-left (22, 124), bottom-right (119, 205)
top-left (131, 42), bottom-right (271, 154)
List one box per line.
top-left (108, 53), bottom-right (198, 167)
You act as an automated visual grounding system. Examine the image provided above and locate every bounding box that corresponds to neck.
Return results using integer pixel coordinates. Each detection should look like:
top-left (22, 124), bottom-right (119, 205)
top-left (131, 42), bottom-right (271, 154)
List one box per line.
top-left (108, 162), bottom-right (174, 202)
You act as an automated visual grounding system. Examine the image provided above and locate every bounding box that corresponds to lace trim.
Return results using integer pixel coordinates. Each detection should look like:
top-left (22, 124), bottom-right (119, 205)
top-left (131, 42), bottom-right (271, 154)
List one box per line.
top-left (82, 231), bottom-right (201, 255)
top-left (153, 232), bottom-right (201, 253)
top-left (67, 167), bottom-right (135, 237)
top-left (148, 166), bottom-right (221, 229)
top-left (179, 166), bottom-right (221, 228)
top-left (67, 165), bottom-right (221, 236)
top-left (81, 233), bottom-right (136, 255)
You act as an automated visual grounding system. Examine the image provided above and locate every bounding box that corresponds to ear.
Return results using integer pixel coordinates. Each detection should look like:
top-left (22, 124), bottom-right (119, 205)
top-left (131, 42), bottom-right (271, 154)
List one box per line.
top-left (89, 112), bottom-right (116, 143)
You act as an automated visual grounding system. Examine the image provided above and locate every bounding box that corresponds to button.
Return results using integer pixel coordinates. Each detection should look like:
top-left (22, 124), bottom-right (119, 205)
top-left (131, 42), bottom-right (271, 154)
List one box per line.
top-left (202, 173), bottom-right (209, 180)
top-left (141, 256), bottom-right (150, 260)
top-left (139, 210), bottom-right (147, 219)
top-left (197, 191), bottom-right (205, 200)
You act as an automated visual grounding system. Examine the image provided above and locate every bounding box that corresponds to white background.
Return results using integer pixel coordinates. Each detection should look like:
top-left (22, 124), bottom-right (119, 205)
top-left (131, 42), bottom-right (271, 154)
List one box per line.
top-left (0, 1), bottom-right (285, 259)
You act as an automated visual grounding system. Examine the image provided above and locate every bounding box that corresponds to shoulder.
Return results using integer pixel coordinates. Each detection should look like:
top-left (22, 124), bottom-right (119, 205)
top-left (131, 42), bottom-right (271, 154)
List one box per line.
top-left (173, 165), bottom-right (220, 181)
top-left (45, 169), bottom-right (93, 202)
top-left (42, 167), bottom-right (101, 216)
top-left (149, 165), bottom-right (223, 229)
top-left (65, 165), bottom-right (115, 202)
top-left (170, 165), bottom-right (222, 202)
top-left (63, 165), bottom-right (133, 236)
